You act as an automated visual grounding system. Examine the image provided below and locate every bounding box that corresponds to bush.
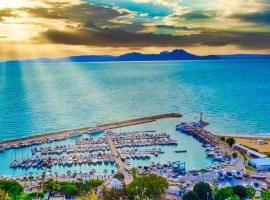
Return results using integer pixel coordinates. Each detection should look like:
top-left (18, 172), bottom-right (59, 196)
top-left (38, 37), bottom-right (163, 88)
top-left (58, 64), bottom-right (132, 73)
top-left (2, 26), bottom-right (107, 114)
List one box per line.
top-left (59, 183), bottom-right (79, 196)
top-left (232, 185), bottom-right (247, 199)
top-left (127, 173), bottom-right (168, 200)
top-left (220, 136), bottom-right (225, 142)
top-left (232, 152), bottom-right (238, 158)
top-left (113, 172), bottom-right (125, 181)
top-left (183, 191), bottom-right (200, 200)
top-left (226, 137), bottom-right (236, 147)
top-left (193, 182), bottom-right (212, 200)
top-left (0, 180), bottom-right (23, 199)
top-left (246, 186), bottom-right (256, 198)
top-left (214, 186), bottom-right (234, 200)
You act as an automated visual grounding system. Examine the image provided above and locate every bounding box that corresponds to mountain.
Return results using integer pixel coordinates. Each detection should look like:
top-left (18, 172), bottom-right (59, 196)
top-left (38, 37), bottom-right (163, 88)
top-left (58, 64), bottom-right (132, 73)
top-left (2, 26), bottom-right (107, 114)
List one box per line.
top-left (2, 49), bottom-right (270, 63)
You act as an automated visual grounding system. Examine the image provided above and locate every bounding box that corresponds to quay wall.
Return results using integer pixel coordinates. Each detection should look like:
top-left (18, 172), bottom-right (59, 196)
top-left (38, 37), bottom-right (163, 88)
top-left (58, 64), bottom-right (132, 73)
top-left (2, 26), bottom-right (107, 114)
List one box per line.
top-left (0, 113), bottom-right (182, 146)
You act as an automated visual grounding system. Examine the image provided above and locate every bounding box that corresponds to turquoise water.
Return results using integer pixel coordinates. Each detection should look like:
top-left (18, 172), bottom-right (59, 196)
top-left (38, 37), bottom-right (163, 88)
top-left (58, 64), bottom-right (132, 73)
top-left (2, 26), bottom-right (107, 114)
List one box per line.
top-left (1, 59), bottom-right (270, 175)
top-left (1, 60), bottom-right (270, 140)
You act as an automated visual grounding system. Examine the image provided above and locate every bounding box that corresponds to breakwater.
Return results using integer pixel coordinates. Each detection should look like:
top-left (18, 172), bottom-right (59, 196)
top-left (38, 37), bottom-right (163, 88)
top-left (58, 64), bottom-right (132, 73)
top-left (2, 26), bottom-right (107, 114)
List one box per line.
top-left (0, 113), bottom-right (182, 148)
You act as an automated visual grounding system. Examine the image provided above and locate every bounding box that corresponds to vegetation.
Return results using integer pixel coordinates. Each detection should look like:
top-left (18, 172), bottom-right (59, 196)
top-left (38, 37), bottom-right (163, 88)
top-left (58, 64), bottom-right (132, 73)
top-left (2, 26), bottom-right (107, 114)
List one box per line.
top-left (232, 152), bottom-right (238, 158)
top-left (213, 186), bottom-right (233, 200)
top-left (261, 189), bottom-right (270, 200)
top-left (101, 186), bottom-right (127, 200)
top-left (246, 186), bottom-right (256, 199)
top-left (245, 165), bottom-right (256, 171)
top-left (44, 178), bottom-right (103, 197)
top-left (113, 172), bottom-right (125, 181)
top-left (183, 191), bottom-right (200, 200)
top-left (127, 173), bottom-right (168, 200)
top-left (232, 185), bottom-right (247, 199)
top-left (226, 137), bottom-right (236, 147)
top-left (0, 189), bottom-right (10, 200)
top-left (0, 180), bottom-right (23, 200)
top-left (220, 136), bottom-right (225, 142)
top-left (78, 190), bottom-right (99, 200)
top-left (193, 182), bottom-right (212, 200)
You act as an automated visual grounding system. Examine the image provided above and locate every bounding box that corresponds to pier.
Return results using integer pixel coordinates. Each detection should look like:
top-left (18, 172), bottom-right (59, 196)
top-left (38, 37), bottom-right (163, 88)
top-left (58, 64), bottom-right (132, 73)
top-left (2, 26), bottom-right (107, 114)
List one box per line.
top-left (0, 113), bottom-right (182, 148)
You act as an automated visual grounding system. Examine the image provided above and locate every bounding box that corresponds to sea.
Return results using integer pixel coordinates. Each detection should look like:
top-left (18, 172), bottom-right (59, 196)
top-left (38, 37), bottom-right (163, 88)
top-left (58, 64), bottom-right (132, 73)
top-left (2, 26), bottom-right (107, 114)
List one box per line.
top-left (0, 60), bottom-right (270, 176)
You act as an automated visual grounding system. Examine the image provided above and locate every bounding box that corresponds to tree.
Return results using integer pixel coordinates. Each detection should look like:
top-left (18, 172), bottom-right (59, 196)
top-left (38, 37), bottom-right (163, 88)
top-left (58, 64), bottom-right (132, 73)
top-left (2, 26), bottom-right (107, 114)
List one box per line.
top-left (113, 172), bottom-right (125, 181)
top-left (227, 195), bottom-right (240, 200)
top-left (220, 136), bottom-right (225, 142)
top-left (261, 189), bottom-right (270, 200)
top-left (79, 190), bottom-right (99, 200)
top-left (127, 173), bottom-right (168, 200)
top-left (232, 185), bottom-right (247, 199)
top-left (246, 186), bottom-right (256, 199)
top-left (44, 179), bottom-right (59, 191)
top-left (214, 186), bottom-right (234, 200)
top-left (0, 189), bottom-right (10, 200)
top-left (232, 152), bottom-right (238, 158)
top-left (101, 187), bottom-right (127, 200)
top-left (183, 191), bottom-right (200, 200)
top-left (0, 180), bottom-right (23, 200)
top-left (131, 167), bottom-right (137, 178)
top-left (59, 183), bottom-right (79, 197)
top-left (193, 182), bottom-right (212, 200)
top-left (226, 137), bottom-right (236, 147)
top-left (82, 179), bottom-right (104, 193)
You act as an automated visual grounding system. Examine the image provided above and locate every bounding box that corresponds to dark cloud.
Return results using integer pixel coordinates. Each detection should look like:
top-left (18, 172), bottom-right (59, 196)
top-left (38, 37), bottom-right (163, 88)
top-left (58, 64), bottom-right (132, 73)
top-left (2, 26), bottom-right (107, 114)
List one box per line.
top-left (180, 10), bottom-right (217, 20)
top-left (233, 9), bottom-right (270, 25)
top-left (36, 26), bottom-right (270, 49)
top-left (0, 9), bottom-right (17, 21)
top-left (156, 25), bottom-right (191, 30)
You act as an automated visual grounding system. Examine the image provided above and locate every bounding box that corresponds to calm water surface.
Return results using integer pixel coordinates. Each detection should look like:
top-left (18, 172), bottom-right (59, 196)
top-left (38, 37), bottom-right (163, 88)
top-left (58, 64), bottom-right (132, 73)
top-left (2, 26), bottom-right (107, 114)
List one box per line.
top-left (1, 60), bottom-right (270, 140)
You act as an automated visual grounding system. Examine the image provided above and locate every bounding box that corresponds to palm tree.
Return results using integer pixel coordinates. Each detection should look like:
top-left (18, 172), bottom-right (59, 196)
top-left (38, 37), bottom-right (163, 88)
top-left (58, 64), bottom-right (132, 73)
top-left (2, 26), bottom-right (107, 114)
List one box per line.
top-left (92, 169), bottom-right (96, 179)
top-left (54, 171), bottom-right (58, 182)
top-left (67, 170), bottom-right (72, 182)
top-left (103, 169), bottom-right (108, 180)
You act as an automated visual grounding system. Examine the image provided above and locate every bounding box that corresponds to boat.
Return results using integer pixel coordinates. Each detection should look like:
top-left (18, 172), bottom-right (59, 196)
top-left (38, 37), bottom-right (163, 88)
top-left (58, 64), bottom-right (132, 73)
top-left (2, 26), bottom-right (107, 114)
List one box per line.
top-left (233, 171), bottom-right (242, 179)
top-left (175, 122), bottom-right (190, 133)
top-left (217, 172), bottom-right (225, 180)
top-left (175, 150), bottom-right (187, 153)
top-left (87, 127), bottom-right (105, 135)
top-left (225, 171), bottom-right (233, 179)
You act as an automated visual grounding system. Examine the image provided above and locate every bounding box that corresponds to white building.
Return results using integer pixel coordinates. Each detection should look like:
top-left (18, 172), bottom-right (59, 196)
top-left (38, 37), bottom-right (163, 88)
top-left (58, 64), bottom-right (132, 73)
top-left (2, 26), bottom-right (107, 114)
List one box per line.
top-left (248, 158), bottom-right (270, 171)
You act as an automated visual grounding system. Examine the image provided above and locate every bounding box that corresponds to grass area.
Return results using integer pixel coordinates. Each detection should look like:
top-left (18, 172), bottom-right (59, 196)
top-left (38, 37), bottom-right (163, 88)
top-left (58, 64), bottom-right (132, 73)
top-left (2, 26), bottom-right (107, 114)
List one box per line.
top-left (245, 165), bottom-right (256, 171)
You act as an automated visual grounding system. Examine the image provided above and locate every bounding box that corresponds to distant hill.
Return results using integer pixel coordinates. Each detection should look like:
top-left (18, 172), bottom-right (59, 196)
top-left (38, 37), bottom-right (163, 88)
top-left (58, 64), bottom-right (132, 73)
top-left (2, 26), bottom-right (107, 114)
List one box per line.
top-left (2, 49), bottom-right (270, 63)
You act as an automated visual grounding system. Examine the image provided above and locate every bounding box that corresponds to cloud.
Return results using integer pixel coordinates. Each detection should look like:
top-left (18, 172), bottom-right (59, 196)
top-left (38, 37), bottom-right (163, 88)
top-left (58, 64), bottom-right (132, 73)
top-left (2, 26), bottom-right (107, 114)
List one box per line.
top-left (180, 10), bottom-right (217, 20)
top-left (155, 25), bottom-right (191, 30)
top-left (0, 9), bottom-right (17, 21)
top-left (35, 26), bottom-right (270, 50)
top-left (233, 9), bottom-right (270, 25)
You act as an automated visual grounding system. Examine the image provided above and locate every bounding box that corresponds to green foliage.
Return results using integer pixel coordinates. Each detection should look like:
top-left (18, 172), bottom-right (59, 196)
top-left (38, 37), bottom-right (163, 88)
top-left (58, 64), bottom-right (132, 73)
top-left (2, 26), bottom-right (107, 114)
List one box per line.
top-left (44, 179), bottom-right (59, 191)
top-left (0, 189), bottom-right (10, 200)
top-left (101, 187), bottom-right (127, 200)
top-left (193, 182), bottom-right (212, 200)
top-left (0, 180), bottom-right (23, 200)
top-left (220, 136), bottom-right (225, 142)
top-left (127, 173), bottom-right (168, 200)
top-left (131, 167), bottom-right (137, 178)
top-left (214, 186), bottom-right (234, 200)
top-left (81, 179), bottom-right (104, 193)
top-left (226, 137), bottom-right (236, 147)
top-left (183, 191), bottom-right (200, 200)
top-left (113, 172), bottom-right (125, 181)
top-left (232, 152), bottom-right (238, 158)
top-left (261, 189), bottom-right (270, 200)
top-left (246, 186), bottom-right (256, 198)
top-left (232, 185), bottom-right (247, 199)
top-left (227, 195), bottom-right (240, 200)
top-left (59, 183), bottom-right (79, 196)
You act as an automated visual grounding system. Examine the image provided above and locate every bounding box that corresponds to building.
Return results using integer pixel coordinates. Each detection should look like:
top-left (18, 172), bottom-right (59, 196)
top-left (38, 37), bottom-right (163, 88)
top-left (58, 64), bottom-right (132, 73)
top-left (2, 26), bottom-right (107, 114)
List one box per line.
top-left (248, 157), bottom-right (270, 171)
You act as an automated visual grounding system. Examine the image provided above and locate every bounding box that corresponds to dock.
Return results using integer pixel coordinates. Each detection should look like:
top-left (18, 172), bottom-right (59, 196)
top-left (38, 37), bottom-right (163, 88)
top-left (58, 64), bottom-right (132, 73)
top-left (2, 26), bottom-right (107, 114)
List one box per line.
top-left (0, 113), bottom-right (182, 147)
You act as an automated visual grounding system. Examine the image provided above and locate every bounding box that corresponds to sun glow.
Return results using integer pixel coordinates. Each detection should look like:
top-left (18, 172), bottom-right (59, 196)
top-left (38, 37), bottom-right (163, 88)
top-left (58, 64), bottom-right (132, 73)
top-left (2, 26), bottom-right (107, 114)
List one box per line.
top-left (0, 0), bottom-right (41, 9)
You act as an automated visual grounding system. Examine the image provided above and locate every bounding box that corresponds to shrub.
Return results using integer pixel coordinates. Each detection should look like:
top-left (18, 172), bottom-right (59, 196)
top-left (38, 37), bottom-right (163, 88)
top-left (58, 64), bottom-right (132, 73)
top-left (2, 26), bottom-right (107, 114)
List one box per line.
top-left (193, 182), bottom-right (212, 200)
top-left (232, 185), bottom-right (247, 199)
top-left (183, 191), bottom-right (200, 200)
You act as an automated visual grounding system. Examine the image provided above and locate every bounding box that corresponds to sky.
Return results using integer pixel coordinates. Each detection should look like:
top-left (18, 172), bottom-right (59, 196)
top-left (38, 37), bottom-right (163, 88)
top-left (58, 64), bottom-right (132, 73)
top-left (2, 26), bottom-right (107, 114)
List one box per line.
top-left (0, 0), bottom-right (269, 60)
